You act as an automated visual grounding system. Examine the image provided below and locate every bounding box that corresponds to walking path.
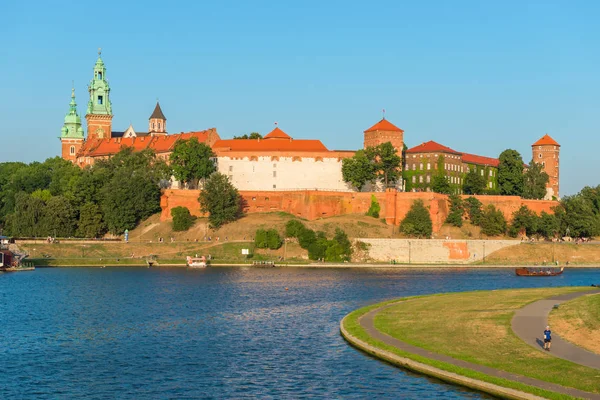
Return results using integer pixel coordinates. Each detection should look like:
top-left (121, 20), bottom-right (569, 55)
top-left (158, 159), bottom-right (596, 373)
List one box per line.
top-left (511, 290), bottom-right (600, 370)
top-left (355, 298), bottom-right (600, 399)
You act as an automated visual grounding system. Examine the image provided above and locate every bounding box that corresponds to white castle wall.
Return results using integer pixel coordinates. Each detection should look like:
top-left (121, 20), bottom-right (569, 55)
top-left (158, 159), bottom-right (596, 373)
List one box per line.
top-left (216, 156), bottom-right (353, 191)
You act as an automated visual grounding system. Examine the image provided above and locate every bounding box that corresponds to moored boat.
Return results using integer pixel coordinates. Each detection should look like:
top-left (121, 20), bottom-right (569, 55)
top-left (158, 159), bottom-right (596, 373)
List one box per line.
top-left (0, 237), bottom-right (34, 272)
top-left (186, 255), bottom-right (208, 268)
top-left (515, 267), bottom-right (564, 276)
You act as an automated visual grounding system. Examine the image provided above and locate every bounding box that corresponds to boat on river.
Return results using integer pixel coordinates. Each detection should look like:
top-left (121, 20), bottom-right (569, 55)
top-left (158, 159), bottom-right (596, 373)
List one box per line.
top-left (186, 256), bottom-right (208, 268)
top-left (0, 237), bottom-right (34, 272)
top-left (515, 267), bottom-right (564, 277)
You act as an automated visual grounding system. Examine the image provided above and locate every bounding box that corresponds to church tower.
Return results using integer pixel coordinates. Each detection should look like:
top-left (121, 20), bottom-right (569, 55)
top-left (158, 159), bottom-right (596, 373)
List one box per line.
top-left (148, 102), bottom-right (167, 135)
top-left (86, 49), bottom-right (113, 140)
top-left (532, 134), bottom-right (560, 200)
top-left (60, 87), bottom-right (85, 163)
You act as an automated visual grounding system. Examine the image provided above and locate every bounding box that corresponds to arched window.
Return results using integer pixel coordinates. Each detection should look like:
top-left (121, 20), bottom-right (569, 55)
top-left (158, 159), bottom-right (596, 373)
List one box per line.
top-left (70, 146), bottom-right (75, 155)
top-left (158, 123), bottom-right (161, 130)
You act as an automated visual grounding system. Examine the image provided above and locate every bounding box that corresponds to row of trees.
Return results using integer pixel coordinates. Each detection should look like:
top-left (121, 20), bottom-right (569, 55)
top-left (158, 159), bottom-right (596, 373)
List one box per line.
top-left (285, 220), bottom-right (353, 262)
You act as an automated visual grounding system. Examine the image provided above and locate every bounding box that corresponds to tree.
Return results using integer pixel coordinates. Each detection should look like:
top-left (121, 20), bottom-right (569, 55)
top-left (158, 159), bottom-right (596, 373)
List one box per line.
top-left (509, 205), bottom-right (538, 237)
top-left (480, 205), bottom-right (507, 236)
top-left (462, 169), bottom-right (487, 195)
top-left (341, 150), bottom-right (376, 191)
top-left (170, 137), bottom-right (216, 188)
top-left (399, 200), bottom-right (432, 238)
top-left (367, 142), bottom-right (402, 188)
top-left (266, 229), bottom-right (283, 250)
top-left (557, 195), bottom-right (600, 238)
top-left (366, 195), bottom-right (380, 218)
top-left (5, 192), bottom-right (45, 237)
top-left (172, 206), bottom-right (196, 231)
top-left (327, 228), bottom-right (352, 262)
top-left (537, 211), bottom-right (559, 239)
top-left (199, 173), bottom-right (243, 228)
top-left (498, 149), bottom-right (524, 196)
top-left (308, 231), bottom-right (328, 260)
top-left (40, 196), bottom-right (77, 237)
top-left (77, 202), bottom-right (106, 238)
top-left (298, 227), bottom-right (317, 249)
top-left (445, 194), bottom-right (463, 227)
top-left (233, 132), bottom-right (262, 140)
top-left (285, 219), bottom-right (305, 238)
top-left (522, 161), bottom-right (549, 200)
top-left (431, 174), bottom-right (452, 194)
top-left (464, 197), bottom-right (483, 225)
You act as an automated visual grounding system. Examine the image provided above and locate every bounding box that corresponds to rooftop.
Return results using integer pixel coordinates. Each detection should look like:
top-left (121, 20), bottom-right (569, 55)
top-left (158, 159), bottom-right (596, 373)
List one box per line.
top-left (364, 118), bottom-right (404, 133)
top-left (532, 134), bottom-right (560, 147)
top-left (406, 140), bottom-right (461, 155)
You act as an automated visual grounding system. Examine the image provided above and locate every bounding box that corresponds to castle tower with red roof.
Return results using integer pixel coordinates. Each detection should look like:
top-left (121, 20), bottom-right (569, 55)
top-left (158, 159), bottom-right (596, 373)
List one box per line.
top-left (85, 49), bottom-right (113, 141)
top-left (532, 134), bottom-right (560, 199)
top-left (363, 118), bottom-right (404, 156)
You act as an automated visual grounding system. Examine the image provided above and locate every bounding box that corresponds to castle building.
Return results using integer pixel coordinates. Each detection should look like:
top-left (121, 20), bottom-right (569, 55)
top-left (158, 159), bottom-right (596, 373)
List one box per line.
top-left (532, 134), bottom-right (560, 199)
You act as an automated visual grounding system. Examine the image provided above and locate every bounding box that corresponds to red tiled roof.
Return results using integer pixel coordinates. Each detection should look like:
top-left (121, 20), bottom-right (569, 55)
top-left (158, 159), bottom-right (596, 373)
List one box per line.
top-left (364, 118), bottom-right (403, 133)
top-left (532, 134), bottom-right (560, 147)
top-left (212, 138), bottom-right (328, 152)
top-left (406, 140), bottom-right (461, 155)
top-left (462, 153), bottom-right (499, 167)
top-left (264, 127), bottom-right (291, 139)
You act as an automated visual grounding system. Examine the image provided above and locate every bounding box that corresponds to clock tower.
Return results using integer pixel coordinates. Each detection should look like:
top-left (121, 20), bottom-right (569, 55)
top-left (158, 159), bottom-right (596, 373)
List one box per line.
top-left (86, 49), bottom-right (113, 140)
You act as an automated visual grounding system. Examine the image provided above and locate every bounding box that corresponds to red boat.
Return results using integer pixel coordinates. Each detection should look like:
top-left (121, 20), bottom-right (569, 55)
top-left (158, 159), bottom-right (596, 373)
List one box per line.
top-left (0, 237), bottom-right (33, 272)
top-left (515, 267), bottom-right (564, 276)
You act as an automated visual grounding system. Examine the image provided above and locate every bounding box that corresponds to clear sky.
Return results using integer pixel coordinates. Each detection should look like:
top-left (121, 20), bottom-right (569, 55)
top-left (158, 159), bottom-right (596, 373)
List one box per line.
top-left (1, 0), bottom-right (598, 195)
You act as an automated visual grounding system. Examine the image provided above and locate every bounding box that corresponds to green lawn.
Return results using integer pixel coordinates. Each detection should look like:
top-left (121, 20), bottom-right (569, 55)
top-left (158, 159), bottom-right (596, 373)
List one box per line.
top-left (343, 287), bottom-right (600, 400)
top-left (550, 292), bottom-right (600, 355)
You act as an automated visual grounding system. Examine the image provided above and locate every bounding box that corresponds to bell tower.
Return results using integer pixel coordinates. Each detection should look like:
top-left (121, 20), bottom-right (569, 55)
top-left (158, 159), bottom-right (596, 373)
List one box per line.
top-left (60, 87), bottom-right (85, 163)
top-left (148, 102), bottom-right (167, 135)
top-left (532, 134), bottom-right (560, 200)
top-left (86, 49), bottom-right (113, 140)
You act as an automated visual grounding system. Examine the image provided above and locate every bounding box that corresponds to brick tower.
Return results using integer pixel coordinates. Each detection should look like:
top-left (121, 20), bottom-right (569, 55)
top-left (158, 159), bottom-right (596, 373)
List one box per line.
top-left (59, 87), bottom-right (85, 163)
top-left (532, 134), bottom-right (560, 200)
top-left (86, 49), bottom-right (113, 140)
top-left (148, 102), bottom-right (167, 136)
top-left (363, 117), bottom-right (404, 155)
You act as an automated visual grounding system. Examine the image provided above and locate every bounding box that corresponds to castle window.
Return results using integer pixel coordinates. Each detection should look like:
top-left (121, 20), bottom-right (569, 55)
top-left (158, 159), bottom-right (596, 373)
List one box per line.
top-left (229, 166), bottom-right (233, 172)
top-left (419, 163), bottom-right (423, 170)
top-left (158, 123), bottom-right (161, 130)
top-left (97, 96), bottom-right (103, 105)
top-left (97, 71), bottom-right (102, 80)
top-left (412, 176), bottom-right (416, 183)
top-left (539, 153), bottom-right (542, 158)
top-left (412, 164), bottom-right (416, 171)
top-left (419, 175), bottom-right (423, 183)
top-left (426, 175), bottom-right (431, 183)
top-left (489, 182), bottom-right (493, 188)
top-left (273, 184), bottom-right (276, 189)
top-left (273, 171), bottom-right (276, 177)
top-left (70, 146), bottom-right (75, 155)
top-left (427, 163), bottom-right (431, 170)
top-left (481, 170), bottom-right (484, 176)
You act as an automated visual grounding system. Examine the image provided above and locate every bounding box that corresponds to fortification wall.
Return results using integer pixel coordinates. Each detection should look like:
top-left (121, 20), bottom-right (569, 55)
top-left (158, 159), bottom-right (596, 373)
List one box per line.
top-left (160, 189), bottom-right (558, 234)
top-left (359, 238), bottom-right (517, 264)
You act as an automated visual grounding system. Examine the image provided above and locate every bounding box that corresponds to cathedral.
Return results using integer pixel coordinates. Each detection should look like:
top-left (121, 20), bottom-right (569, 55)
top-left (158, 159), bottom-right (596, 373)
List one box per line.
top-left (60, 51), bottom-right (560, 199)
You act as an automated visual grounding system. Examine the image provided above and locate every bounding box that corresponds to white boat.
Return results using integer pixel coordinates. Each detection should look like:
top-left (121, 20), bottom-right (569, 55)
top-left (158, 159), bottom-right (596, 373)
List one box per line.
top-left (186, 256), bottom-right (208, 268)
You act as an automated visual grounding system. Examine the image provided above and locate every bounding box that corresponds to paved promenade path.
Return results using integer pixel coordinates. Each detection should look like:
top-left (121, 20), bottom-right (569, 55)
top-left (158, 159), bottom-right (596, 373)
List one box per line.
top-left (511, 290), bottom-right (600, 370)
top-left (359, 298), bottom-right (600, 399)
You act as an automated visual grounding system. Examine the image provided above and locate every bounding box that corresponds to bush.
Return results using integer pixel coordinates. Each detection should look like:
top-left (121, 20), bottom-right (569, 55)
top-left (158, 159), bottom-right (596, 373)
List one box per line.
top-left (537, 211), bottom-right (560, 239)
top-left (480, 205), bottom-right (507, 236)
top-left (171, 206), bottom-right (196, 231)
top-left (366, 195), bottom-right (380, 218)
top-left (400, 200), bottom-right (433, 238)
top-left (464, 197), bottom-right (483, 226)
top-left (445, 194), bottom-right (463, 227)
top-left (285, 219), bottom-right (305, 238)
top-left (298, 227), bottom-right (317, 249)
top-left (255, 229), bottom-right (283, 250)
top-left (509, 206), bottom-right (538, 237)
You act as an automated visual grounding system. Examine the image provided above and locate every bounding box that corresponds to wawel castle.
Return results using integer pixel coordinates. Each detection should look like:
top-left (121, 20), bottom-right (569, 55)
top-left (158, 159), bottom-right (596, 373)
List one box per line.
top-left (60, 52), bottom-right (560, 199)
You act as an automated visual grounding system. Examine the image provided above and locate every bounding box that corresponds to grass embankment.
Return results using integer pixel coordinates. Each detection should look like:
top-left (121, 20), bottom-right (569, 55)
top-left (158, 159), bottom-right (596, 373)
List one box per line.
top-left (343, 287), bottom-right (600, 399)
top-left (550, 293), bottom-right (600, 355)
top-left (484, 242), bottom-right (600, 265)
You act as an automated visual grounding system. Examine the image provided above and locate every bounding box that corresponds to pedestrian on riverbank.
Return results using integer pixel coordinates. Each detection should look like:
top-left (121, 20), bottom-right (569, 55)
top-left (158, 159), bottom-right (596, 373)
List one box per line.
top-left (543, 326), bottom-right (552, 351)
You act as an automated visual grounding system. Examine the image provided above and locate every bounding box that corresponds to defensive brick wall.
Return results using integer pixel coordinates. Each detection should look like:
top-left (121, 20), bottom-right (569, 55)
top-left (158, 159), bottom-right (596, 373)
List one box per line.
top-left (160, 189), bottom-right (558, 233)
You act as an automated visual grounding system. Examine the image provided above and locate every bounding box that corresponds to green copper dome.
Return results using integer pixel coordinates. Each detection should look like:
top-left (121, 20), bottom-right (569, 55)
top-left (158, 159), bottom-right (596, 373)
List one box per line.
top-left (60, 88), bottom-right (84, 139)
top-left (87, 49), bottom-right (112, 116)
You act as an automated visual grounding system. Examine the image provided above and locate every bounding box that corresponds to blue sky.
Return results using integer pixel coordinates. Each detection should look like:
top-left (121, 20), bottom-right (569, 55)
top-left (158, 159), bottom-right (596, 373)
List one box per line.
top-left (1, 0), bottom-right (598, 195)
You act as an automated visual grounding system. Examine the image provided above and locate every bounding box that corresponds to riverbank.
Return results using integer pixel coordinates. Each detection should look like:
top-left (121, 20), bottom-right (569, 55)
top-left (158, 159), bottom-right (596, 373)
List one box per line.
top-left (341, 287), bottom-right (600, 400)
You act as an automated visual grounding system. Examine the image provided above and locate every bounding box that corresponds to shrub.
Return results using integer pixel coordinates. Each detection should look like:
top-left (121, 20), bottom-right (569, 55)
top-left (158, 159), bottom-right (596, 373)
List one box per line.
top-left (255, 229), bottom-right (283, 250)
top-left (480, 205), bottom-right (507, 236)
top-left (445, 194), bottom-right (463, 227)
top-left (366, 195), bottom-right (380, 218)
top-left (509, 205), bottom-right (538, 237)
top-left (400, 200), bottom-right (433, 238)
top-left (171, 206), bottom-right (196, 231)
top-left (285, 219), bottom-right (305, 238)
top-left (464, 197), bottom-right (483, 226)
top-left (298, 227), bottom-right (317, 249)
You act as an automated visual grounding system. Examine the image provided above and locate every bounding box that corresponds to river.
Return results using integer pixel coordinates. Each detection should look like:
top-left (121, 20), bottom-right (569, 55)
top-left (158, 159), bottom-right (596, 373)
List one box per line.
top-left (1, 267), bottom-right (599, 399)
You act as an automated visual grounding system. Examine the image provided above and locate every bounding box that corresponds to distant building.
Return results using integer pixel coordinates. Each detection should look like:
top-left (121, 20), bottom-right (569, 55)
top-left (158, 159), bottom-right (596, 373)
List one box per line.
top-left (532, 134), bottom-right (560, 199)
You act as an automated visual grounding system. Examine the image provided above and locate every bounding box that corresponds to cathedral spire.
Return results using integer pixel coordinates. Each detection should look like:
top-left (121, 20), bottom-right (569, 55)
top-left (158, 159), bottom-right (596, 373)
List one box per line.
top-left (61, 87), bottom-right (84, 139)
top-left (87, 49), bottom-right (112, 116)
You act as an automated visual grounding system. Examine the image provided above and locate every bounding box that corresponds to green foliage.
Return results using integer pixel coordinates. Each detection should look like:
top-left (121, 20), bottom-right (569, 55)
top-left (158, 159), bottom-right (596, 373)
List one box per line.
top-left (40, 196), bottom-right (77, 237)
top-left (77, 202), bottom-right (106, 238)
top-left (367, 142), bottom-right (402, 188)
top-left (400, 200), bottom-right (433, 238)
top-left (464, 196), bottom-right (483, 226)
top-left (199, 173), bottom-right (243, 228)
top-left (341, 149), bottom-right (376, 191)
top-left (171, 206), bottom-right (196, 231)
top-left (366, 195), bottom-right (380, 218)
top-left (431, 174), bottom-right (452, 194)
top-left (555, 193), bottom-right (600, 238)
top-left (498, 149), bottom-right (524, 196)
top-left (5, 192), bottom-right (45, 237)
top-left (298, 227), bottom-right (317, 249)
top-left (522, 161), bottom-right (550, 200)
top-left (233, 132), bottom-right (262, 139)
top-left (255, 229), bottom-right (283, 250)
top-left (170, 137), bottom-right (216, 188)
top-left (462, 168), bottom-right (487, 195)
top-left (537, 211), bottom-right (560, 239)
top-left (445, 194), bottom-right (463, 227)
top-left (480, 205), bottom-right (507, 236)
top-left (509, 206), bottom-right (538, 237)
top-left (285, 219), bottom-right (305, 238)
top-left (308, 231), bottom-right (328, 260)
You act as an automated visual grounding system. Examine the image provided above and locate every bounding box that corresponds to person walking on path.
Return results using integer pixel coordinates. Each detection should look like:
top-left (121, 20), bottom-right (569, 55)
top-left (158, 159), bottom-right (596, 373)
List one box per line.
top-left (543, 325), bottom-right (552, 351)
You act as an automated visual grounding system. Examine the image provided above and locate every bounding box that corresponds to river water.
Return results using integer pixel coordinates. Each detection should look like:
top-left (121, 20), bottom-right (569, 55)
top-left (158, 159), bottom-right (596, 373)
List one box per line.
top-left (1, 267), bottom-right (599, 399)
